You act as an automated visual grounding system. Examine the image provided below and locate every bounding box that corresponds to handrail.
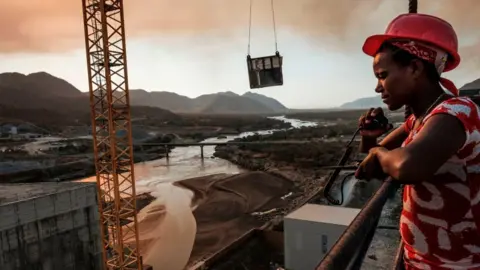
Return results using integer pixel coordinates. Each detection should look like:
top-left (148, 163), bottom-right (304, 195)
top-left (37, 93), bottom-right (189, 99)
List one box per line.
top-left (393, 242), bottom-right (405, 270)
top-left (316, 178), bottom-right (400, 270)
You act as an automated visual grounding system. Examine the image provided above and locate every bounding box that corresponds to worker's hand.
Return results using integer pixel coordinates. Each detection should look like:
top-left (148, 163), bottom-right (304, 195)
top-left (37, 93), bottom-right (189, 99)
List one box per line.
top-left (355, 149), bottom-right (387, 180)
top-left (358, 107), bottom-right (393, 138)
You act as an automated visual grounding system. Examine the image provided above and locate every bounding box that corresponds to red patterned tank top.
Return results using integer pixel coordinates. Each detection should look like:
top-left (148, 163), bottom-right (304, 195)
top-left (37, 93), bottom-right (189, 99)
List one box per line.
top-left (401, 97), bottom-right (480, 270)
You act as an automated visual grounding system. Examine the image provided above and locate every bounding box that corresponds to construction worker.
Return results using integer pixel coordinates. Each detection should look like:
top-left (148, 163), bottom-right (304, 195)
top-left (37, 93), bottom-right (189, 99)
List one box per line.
top-left (355, 13), bottom-right (480, 269)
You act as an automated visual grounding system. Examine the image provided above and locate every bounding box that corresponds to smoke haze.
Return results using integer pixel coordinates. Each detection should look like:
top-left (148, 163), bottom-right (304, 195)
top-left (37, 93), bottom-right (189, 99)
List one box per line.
top-left (0, 0), bottom-right (478, 65)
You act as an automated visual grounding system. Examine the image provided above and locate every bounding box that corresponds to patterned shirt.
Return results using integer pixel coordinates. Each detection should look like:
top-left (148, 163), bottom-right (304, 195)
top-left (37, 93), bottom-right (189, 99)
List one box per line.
top-left (400, 97), bottom-right (480, 270)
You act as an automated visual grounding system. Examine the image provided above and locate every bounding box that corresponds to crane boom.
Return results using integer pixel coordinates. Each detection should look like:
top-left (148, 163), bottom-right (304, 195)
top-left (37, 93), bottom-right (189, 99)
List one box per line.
top-left (81, 0), bottom-right (142, 269)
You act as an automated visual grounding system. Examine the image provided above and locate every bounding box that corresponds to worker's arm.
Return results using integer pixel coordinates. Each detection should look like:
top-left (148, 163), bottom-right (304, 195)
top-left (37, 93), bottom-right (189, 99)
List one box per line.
top-left (360, 125), bottom-right (409, 153)
top-left (371, 114), bottom-right (466, 184)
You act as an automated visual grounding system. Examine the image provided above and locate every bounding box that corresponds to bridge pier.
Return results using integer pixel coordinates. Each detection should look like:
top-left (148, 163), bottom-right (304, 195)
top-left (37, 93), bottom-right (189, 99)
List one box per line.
top-left (135, 141), bottom-right (310, 161)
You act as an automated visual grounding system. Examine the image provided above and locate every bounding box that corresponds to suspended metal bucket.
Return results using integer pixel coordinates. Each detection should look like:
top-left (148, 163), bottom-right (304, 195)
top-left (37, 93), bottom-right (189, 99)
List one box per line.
top-left (247, 51), bottom-right (283, 89)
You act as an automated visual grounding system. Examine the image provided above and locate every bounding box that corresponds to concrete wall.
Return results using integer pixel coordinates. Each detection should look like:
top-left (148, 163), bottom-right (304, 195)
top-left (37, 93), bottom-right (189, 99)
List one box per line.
top-left (0, 183), bottom-right (103, 270)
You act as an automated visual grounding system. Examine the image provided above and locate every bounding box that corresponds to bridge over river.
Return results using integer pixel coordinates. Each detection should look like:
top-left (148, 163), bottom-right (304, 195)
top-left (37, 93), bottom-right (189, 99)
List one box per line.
top-left (136, 139), bottom-right (351, 159)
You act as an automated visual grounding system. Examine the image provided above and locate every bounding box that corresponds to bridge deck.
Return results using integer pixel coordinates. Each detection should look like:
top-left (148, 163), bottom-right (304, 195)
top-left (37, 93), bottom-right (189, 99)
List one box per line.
top-left (137, 140), bottom-right (331, 147)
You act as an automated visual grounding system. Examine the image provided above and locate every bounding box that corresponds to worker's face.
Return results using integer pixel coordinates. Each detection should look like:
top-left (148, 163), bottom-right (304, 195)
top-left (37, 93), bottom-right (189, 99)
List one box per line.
top-left (373, 50), bottom-right (414, 111)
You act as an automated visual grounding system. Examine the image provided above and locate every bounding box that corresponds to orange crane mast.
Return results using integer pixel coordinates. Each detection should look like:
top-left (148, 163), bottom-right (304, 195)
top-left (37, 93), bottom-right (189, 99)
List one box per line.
top-left (81, 0), bottom-right (142, 269)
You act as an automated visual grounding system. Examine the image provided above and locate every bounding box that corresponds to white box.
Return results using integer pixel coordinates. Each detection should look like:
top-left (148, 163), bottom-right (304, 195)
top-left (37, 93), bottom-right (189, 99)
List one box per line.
top-left (284, 204), bottom-right (360, 270)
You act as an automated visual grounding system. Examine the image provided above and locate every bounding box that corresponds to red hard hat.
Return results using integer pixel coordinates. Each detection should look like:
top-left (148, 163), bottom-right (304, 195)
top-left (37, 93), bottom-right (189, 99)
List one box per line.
top-left (362, 13), bottom-right (460, 72)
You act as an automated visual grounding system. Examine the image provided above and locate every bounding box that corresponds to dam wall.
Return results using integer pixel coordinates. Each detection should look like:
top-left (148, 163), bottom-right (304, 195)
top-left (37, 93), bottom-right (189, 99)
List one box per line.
top-left (0, 182), bottom-right (103, 270)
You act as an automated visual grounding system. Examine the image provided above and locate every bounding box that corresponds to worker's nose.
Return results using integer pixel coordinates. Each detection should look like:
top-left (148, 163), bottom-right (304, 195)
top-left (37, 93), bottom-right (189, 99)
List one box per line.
top-left (375, 81), bottom-right (384, 93)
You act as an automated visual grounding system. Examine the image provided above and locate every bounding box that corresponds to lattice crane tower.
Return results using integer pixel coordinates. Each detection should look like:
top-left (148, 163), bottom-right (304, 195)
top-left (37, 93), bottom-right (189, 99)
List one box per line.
top-left (81, 0), bottom-right (142, 269)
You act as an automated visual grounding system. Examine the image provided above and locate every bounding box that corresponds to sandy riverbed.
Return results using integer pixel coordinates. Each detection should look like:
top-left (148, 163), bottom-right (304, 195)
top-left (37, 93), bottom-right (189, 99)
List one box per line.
top-left (129, 171), bottom-right (293, 269)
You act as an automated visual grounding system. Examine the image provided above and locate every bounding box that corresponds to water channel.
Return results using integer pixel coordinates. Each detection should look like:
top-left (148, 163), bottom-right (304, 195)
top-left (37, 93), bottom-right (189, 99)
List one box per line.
top-left (81, 116), bottom-right (318, 269)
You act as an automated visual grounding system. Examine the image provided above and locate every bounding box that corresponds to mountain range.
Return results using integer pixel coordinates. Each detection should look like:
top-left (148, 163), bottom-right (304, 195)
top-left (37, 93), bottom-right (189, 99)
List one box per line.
top-left (129, 89), bottom-right (287, 114)
top-left (0, 72), bottom-right (188, 125)
top-left (0, 72), bottom-right (287, 125)
top-left (340, 78), bottom-right (480, 109)
top-left (5, 71), bottom-right (473, 124)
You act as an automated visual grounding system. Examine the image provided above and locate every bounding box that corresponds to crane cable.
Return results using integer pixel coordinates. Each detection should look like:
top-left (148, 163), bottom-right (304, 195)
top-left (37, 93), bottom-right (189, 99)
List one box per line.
top-left (404, 0), bottom-right (417, 120)
top-left (247, 0), bottom-right (279, 55)
top-left (409, 0), bottom-right (418, 14)
top-left (271, 0), bottom-right (279, 53)
top-left (247, 0), bottom-right (253, 55)
top-left (400, 0), bottom-right (418, 219)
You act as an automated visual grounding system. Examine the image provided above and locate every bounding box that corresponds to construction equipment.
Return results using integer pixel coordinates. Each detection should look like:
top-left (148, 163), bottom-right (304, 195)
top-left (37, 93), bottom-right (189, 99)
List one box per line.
top-left (81, 0), bottom-right (142, 269)
top-left (79, 1), bottom-right (285, 268)
top-left (322, 116), bottom-right (390, 205)
top-left (75, 0), bottom-right (426, 269)
top-left (246, 0), bottom-right (284, 89)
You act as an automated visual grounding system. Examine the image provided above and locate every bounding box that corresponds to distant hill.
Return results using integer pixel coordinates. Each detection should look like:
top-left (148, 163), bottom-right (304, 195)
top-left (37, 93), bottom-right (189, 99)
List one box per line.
top-left (129, 89), bottom-right (287, 114)
top-left (340, 79), bottom-right (480, 109)
top-left (459, 78), bottom-right (480, 104)
top-left (242, 92), bottom-right (287, 112)
top-left (0, 72), bottom-right (84, 99)
top-left (195, 93), bottom-right (275, 114)
top-left (340, 77), bottom-right (480, 109)
top-left (339, 95), bottom-right (385, 109)
top-left (0, 71), bottom-right (286, 127)
top-left (129, 90), bottom-right (194, 112)
top-left (460, 78), bottom-right (480, 91)
top-left (0, 72), bottom-right (179, 125)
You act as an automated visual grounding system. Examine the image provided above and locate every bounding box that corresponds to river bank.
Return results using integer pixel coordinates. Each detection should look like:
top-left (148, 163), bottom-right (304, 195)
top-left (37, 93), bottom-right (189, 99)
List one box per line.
top-left (81, 114), bottom-right (401, 269)
top-left (1, 116), bottom-right (292, 183)
top-left (0, 148), bottom-right (167, 183)
top-left (84, 116), bottom-right (316, 269)
top-left (75, 113), bottom-right (401, 269)
top-left (210, 119), bottom-right (404, 269)
top-left (177, 172), bottom-right (294, 264)
top-left (164, 121), bottom-right (366, 268)
top-left (211, 126), bottom-right (363, 223)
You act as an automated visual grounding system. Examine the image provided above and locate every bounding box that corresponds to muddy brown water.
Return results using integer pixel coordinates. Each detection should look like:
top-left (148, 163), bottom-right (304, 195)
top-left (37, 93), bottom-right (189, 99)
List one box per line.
top-left (79, 116), bottom-right (319, 269)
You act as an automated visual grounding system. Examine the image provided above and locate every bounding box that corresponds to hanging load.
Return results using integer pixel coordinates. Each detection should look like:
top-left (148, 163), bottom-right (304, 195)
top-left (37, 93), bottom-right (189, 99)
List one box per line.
top-left (246, 0), bottom-right (284, 89)
top-left (247, 52), bottom-right (283, 89)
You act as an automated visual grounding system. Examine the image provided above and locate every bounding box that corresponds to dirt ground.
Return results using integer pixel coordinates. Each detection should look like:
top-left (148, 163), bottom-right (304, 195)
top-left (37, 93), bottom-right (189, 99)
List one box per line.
top-left (176, 171), bottom-right (294, 264)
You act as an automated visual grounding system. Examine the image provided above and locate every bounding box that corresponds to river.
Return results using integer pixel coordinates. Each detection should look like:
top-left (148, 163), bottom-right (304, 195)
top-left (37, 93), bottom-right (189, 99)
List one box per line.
top-left (133, 116), bottom-right (316, 191)
top-left (81, 116), bottom-right (317, 269)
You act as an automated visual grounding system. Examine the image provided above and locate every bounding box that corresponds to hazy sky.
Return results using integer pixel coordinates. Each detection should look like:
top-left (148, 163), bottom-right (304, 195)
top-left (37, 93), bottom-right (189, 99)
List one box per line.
top-left (0, 0), bottom-right (479, 108)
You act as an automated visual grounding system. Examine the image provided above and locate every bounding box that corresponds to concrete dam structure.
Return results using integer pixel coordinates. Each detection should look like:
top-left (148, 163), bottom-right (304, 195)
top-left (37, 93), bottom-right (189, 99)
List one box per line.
top-left (0, 182), bottom-right (103, 270)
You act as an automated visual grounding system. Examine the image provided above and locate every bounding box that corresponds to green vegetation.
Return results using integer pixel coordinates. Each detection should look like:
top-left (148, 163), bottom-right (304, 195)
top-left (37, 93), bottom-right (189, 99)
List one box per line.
top-left (139, 114), bottom-right (291, 131)
top-left (215, 125), bottom-right (359, 170)
top-left (286, 109), bottom-right (405, 123)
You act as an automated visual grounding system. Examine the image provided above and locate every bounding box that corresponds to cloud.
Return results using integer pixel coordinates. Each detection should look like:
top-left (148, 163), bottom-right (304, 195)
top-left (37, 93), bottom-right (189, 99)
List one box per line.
top-left (0, 0), bottom-right (478, 66)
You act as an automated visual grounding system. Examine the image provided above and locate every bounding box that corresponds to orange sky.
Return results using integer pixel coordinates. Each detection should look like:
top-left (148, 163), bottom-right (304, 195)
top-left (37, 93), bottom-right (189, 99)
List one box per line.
top-left (1, 0), bottom-right (478, 108)
top-left (1, 0), bottom-right (479, 62)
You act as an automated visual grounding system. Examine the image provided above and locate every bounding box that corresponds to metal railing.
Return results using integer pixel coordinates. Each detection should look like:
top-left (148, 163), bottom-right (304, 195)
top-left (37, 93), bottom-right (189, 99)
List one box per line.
top-left (393, 242), bottom-right (405, 270)
top-left (316, 178), bottom-right (401, 270)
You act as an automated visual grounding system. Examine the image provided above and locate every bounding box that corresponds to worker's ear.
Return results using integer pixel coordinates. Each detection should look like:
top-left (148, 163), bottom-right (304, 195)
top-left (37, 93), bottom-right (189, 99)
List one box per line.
top-left (408, 59), bottom-right (425, 80)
